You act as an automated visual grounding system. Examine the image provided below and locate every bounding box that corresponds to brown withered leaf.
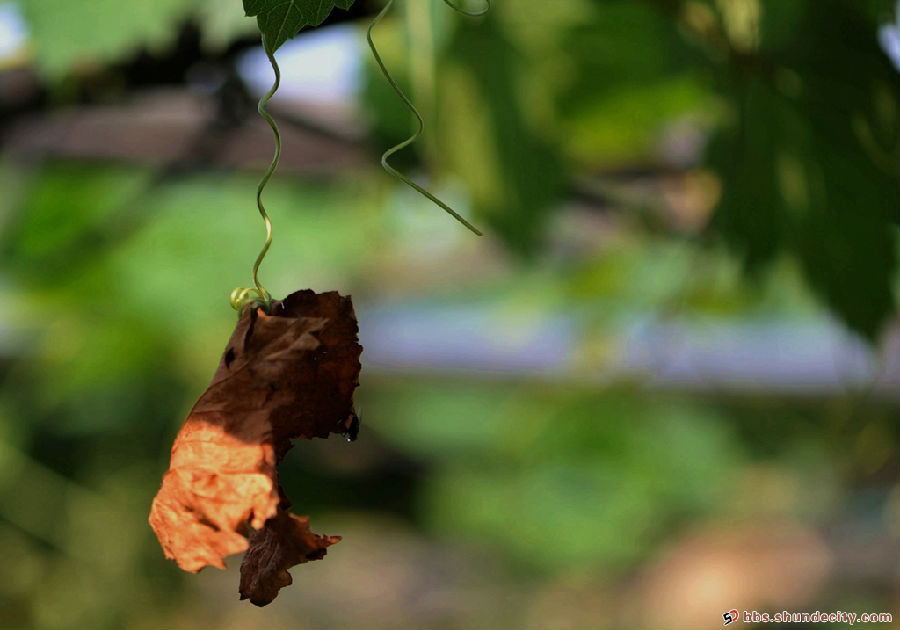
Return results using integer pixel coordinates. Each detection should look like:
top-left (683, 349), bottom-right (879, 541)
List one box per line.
top-left (149, 289), bottom-right (362, 605)
top-left (240, 509), bottom-right (342, 605)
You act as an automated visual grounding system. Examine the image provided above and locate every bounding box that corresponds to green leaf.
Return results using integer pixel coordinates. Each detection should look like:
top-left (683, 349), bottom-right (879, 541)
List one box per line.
top-left (707, 0), bottom-right (899, 341)
top-left (18, 0), bottom-right (189, 76)
top-left (243, 0), bottom-right (355, 54)
top-left (441, 11), bottom-right (565, 254)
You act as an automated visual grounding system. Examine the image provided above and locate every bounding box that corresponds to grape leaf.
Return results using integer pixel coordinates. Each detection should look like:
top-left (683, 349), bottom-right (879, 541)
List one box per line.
top-left (150, 289), bottom-right (362, 604)
top-left (707, 0), bottom-right (899, 341)
top-left (243, 0), bottom-right (356, 54)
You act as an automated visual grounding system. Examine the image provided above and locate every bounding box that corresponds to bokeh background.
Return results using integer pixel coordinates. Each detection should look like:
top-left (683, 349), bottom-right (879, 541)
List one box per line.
top-left (0, 0), bottom-right (898, 628)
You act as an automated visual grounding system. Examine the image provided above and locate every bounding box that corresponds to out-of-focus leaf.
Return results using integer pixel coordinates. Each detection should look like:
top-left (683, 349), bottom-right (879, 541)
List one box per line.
top-left (708, 0), bottom-right (899, 340)
top-left (362, 7), bottom-right (565, 254)
top-left (198, 0), bottom-right (258, 47)
top-left (564, 76), bottom-right (713, 169)
top-left (439, 12), bottom-right (565, 254)
top-left (17, 0), bottom-right (189, 76)
top-left (242, 0), bottom-right (354, 54)
top-left (18, 0), bottom-right (337, 76)
top-left (558, 0), bottom-right (714, 168)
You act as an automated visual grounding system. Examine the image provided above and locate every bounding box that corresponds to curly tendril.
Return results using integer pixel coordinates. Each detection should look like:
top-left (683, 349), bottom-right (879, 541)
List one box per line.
top-left (366, 0), bottom-right (489, 236)
top-left (441, 0), bottom-right (490, 17)
top-left (231, 33), bottom-right (280, 316)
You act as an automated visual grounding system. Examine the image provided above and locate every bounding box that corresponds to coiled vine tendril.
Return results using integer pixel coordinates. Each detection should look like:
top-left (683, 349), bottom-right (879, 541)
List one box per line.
top-left (440, 0), bottom-right (490, 17)
top-left (367, 0), bottom-right (489, 236)
top-left (232, 1), bottom-right (488, 314)
top-left (231, 33), bottom-right (280, 316)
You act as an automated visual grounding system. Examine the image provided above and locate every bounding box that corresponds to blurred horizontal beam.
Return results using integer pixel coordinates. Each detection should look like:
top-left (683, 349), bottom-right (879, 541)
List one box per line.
top-left (357, 303), bottom-right (900, 400)
top-left (1, 88), bottom-right (368, 175)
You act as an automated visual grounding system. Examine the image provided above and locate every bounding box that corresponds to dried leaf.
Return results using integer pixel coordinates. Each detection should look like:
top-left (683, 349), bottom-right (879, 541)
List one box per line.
top-left (240, 510), bottom-right (342, 606)
top-left (149, 289), bottom-right (362, 604)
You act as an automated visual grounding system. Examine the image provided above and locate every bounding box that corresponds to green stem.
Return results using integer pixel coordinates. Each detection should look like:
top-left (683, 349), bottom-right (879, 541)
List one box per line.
top-left (366, 0), bottom-right (486, 236)
top-left (231, 34), bottom-right (281, 315)
top-left (441, 0), bottom-right (490, 17)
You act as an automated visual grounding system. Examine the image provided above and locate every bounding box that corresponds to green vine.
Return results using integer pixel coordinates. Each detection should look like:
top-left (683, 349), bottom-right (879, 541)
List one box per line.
top-left (232, 0), bottom-right (488, 314)
top-left (366, 0), bottom-right (488, 236)
top-left (231, 34), bottom-right (280, 315)
top-left (440, 0), bottom-right (490, 17)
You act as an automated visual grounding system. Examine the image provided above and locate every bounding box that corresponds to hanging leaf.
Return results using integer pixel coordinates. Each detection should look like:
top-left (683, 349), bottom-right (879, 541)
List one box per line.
top-left (243, 0), bottom-right (356, 54)
top-left (707, 0), bottom-right (899, 341)
top-left (240, 510), bottom-right (341, 605)
top-left (149, 289), bottom-right (362, 605)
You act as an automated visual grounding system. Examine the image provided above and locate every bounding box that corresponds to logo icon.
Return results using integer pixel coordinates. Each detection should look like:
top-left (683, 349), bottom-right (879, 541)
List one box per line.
top-left (723, 609), bottom-right (739, 626)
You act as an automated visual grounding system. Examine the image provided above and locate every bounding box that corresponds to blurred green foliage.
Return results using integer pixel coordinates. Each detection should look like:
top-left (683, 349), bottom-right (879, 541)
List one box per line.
top-left (364, 0), bottom-right (899, 338)
top-left (373, 381), bottom-right (737, 571)
top-left (11, 0), bottom-right (899, 336)
top-left (16, 0), bottom-right (254, 75)
top-left (708, 0), bottom-right (900, 340)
